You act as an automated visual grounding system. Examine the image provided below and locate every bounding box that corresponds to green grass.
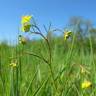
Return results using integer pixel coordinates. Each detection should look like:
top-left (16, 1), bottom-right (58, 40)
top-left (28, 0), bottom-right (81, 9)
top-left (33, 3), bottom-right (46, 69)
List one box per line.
top-left (0, 36), bottom-right (96, 96)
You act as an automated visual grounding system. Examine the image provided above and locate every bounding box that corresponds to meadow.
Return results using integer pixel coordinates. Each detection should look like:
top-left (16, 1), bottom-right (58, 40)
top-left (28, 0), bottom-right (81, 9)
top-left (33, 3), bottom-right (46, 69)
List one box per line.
top-left (0, 16), bottom-right (96, 96)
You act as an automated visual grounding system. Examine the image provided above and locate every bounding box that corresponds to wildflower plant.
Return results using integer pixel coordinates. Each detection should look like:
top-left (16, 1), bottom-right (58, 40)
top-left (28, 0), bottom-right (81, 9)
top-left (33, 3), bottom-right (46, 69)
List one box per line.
top-left (20, 15), bottom-right (79, 95)
top-left (19, 15), bottom-right (57, 93)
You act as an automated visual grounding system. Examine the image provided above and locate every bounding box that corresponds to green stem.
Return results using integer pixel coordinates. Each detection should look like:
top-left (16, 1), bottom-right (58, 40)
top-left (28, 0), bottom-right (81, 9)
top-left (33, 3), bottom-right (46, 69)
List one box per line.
top-left (30, 25), bottom-right (57, 90)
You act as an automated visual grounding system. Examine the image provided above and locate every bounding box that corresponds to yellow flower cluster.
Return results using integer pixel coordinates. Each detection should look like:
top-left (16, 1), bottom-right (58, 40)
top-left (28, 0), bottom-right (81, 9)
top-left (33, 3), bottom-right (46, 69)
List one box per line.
top-left (21, 15), bottom-right (32, 32)
top-left (81, 80), bottom-right (92, 89)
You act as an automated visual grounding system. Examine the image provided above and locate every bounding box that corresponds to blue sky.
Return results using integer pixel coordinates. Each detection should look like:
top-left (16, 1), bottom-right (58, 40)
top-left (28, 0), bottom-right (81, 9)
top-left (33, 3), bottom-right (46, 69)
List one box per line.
top-left (0, 0), bottom-right (96, 43)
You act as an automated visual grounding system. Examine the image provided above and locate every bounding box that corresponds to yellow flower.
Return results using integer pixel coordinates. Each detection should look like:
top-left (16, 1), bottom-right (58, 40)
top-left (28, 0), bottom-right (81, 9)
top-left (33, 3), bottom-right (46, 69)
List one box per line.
top-left (81, 80), bottom-right (92, 89)
top-left (21, 15), bottom-right (32, 32)
top-left (19, 35), bottom-right (27, 45)
top-left (21, 15), bottom-right (32, 24)
top-left (10, 63), bottom-right (17, 68)
top-left (64, 31), bottom-right (72, 41)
